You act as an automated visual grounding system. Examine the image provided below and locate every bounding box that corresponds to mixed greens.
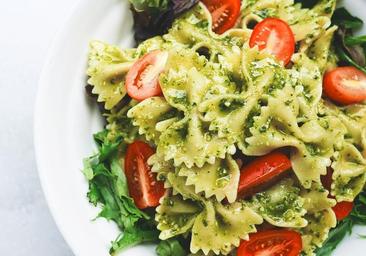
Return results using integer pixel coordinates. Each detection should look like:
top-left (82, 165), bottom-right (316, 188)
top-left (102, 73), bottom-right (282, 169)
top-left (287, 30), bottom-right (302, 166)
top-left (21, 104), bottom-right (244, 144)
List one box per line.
top-left (332, 8), bottom-right (366, 74)
top-left (83, 128), bottom-right (187, 255)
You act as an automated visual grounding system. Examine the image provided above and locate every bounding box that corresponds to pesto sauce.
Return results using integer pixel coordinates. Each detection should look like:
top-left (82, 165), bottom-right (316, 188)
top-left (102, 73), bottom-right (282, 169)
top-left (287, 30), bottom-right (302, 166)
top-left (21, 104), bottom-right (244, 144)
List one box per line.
top-left (219, 98), bottom-right (246, 113)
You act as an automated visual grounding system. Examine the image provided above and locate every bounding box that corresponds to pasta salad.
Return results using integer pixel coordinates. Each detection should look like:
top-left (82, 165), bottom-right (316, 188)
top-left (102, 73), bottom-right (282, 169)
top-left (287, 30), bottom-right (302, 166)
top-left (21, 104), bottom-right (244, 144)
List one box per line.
top-left (82, 0), bottom-right (366, 255)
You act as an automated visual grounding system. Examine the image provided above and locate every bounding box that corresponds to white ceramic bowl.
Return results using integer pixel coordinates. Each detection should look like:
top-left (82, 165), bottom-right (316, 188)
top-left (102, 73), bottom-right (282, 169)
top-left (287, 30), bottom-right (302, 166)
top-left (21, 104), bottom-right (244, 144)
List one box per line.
top-left (34, 0), bottom-right (366, 255)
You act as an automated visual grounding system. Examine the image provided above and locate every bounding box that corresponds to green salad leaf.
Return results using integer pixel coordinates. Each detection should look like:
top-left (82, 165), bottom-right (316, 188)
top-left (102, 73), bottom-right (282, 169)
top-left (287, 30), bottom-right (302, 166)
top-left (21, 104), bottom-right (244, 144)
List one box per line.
top-left (156, 238), bottom-right (187, 256)
top-left (315, 218), bottom-right (353, 256)
top-left (316, 191), bottom-right (366, 256)
top-left (345, 35), bottom-right (366, 46)
top-left (351, 192), bottom-right (366, 225)
top-left (110, 224), bottom-right (159, 254)
top-left (83, 129), bottom-right (159, 254)
top-left (332, 7), bottom-right (366, 73)
top-left (129, 0), bottom-right (169, 11)
top-left (332, 7), bottom-right (363, 29)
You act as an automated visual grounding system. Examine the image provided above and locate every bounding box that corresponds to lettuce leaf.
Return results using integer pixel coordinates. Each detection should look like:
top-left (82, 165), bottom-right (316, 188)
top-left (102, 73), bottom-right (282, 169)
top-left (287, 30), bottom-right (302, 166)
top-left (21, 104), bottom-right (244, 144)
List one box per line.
top-left (83, 129), bottom-right (159, 254)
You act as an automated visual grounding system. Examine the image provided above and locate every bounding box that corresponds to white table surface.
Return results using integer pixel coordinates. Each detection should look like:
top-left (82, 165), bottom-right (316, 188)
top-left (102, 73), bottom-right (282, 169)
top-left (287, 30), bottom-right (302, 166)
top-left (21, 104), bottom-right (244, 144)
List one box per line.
top-left (0, 0), bottom-right (75, 255)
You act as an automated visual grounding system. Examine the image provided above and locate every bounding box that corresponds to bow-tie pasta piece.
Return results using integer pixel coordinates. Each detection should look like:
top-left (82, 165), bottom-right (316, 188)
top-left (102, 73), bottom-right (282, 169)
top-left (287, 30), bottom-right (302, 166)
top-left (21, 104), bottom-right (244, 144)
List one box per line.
top-left (332, 143), bottom-right (366, 202)
top-left (128, 97), bottom-right (180, 142)
top-left (156, 194), bottom-right (202, 240)
top-left (250, 179), bottom-right (307, 228)
top-left (150, 153), bottom-right (240, 203)
top-left (190, 200), bottom-right (262, 255)
top-left (87, 41), bottom-right (136, 110)
top-left (156, 49), bottom-right (236, 167)
top-left (298, 184), bottom-right (336, 255)
top-left (178, 155), bottom-right (240, 203)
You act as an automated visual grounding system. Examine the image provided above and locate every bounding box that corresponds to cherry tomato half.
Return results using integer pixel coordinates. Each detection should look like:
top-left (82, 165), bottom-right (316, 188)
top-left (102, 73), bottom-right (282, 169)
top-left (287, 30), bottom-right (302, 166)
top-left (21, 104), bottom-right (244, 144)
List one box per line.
top-left (238, 151), bottom-right (292, 198)
top-left (323, 66), bottom-right (366, 105)
top-left (249, 18), bottom-right (295, 65)
top-left (201, 0), bottom-right (241, 34)
top-left (237, 229), bottom-right (302, 256)
top-left (125, 50), bottom-right (168, 101)
top-left (321, 168), bottom-right (354, 221)
top-left (124, 141), bottom-right (165, 209)
top-left (332, 201), bottom-right (354, 221)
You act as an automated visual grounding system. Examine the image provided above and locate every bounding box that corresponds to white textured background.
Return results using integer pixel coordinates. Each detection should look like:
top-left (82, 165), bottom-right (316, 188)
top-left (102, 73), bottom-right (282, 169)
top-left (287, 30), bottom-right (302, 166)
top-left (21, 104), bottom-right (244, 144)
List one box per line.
top-left (0, 0), bottom-right (74, 255)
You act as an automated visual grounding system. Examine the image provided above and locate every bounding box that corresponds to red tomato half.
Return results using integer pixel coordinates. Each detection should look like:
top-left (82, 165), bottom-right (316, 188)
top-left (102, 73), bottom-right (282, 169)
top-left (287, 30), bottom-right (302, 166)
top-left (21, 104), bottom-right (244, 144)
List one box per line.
top-left (124, 141), bottom-right (165, 209)
top-left (321, 168), bottom-right (354, 221)
top-left (238, 151), bottom-right (292, 198)
top-left (323, 66), bottom-right (366, 105)
top-left (125, 50), bottom-right (168, 101)
top-left (249, 18), bottom-right (295, 65)
top-left (237, 230), bottom-right (302, 256)
top-left (332, 201), bottom-right (354, 221)
top-left (201, 0), bottom-right (241, 34)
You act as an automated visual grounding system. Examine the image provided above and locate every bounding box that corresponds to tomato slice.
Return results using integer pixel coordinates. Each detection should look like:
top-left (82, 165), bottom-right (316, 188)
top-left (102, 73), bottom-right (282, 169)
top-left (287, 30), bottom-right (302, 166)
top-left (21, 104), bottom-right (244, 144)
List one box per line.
top-left (238, 151), bottom-right (292, 198)
top-left (249, 18), bottom-right (295, 65)
top-left (124, 141), bottom-right (165, 209)
top-left (201, 0), bottom-right (241, 34)
top-left (321, 168), bottom-right (354, 221)
top-left (332, 201), bottom-right (354, 221)
top-left (125, 50), bottom-right (168, 101)
top-left (237, 230), bottom-right (302, 256)
top-left (323, 66), bottom-right (366, 105)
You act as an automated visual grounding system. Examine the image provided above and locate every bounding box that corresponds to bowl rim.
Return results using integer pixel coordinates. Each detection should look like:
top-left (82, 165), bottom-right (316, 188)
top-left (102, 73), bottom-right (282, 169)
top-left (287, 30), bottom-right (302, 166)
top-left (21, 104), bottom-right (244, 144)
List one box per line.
top-left (34, 0), bottom-right (89, 255)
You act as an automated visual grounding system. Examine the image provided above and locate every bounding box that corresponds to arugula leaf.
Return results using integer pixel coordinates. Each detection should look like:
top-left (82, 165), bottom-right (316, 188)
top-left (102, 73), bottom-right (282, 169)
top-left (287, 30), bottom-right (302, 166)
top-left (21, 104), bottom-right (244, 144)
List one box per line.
top-left (316, 191), bottom-right (366, 256)
top-left (333, 11), bottom-right (366, 73)
top-left (110, 225), bottom-right (159, 254)
top-left (345, 35), bottom-right (366, 46)
top-left (93, 129), bottom-right (109, 148)
top-left (87, 180), bottom-right (103, 206)
top-left (351, 192), bottom-right (366, 225)
top-left (156, 239), bottom-right (187, 256)
top-left (332, 8), bottom-right (363, 29)
top-left (335, 39), bottom-right (366, 73)
top-left (315, 218), bottom-right (353, 256)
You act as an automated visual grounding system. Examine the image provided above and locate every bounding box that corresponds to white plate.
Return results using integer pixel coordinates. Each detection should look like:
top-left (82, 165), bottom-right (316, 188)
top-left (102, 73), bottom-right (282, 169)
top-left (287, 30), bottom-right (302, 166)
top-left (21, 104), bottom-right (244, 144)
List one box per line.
top-left (34, 0), bottom-right (366, 255)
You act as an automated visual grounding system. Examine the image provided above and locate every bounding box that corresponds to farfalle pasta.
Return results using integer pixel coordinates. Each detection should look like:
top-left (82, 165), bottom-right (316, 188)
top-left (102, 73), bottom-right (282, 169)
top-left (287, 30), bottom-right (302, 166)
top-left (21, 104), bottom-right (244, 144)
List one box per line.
top-left (83, 0), bottom-right (366, 255)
